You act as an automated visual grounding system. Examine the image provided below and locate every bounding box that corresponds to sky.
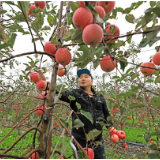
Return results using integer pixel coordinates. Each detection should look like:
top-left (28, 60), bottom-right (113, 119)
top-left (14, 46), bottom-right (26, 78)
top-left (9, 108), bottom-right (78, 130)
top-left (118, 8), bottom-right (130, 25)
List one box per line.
top-left (2, 1), bottom-right (160, 87)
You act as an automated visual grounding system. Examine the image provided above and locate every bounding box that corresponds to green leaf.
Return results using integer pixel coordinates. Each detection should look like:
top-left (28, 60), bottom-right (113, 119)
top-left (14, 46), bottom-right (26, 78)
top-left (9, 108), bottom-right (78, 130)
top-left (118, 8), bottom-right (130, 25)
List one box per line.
top-left (32, 13), bottom-right (44, 31)
top-left (47, 14), bottom-right (56, 27)
top-left (18, 1), bottom-right (30, 16)
top-left (125, 14), bottom-right (135, 23)
top-left (70, 1), bottom-right (80, 12)
top-left (0, 10), bottom-right (7, 14)
top-left (129, 103), bottom-right (145, 109)
top-left (73, 119), bottom-right (84, 128)
top-left (112, 76), bottom-right (120, 79)
top-left (151, 97), bottom-right (160, 108)
top-left (116, 7), bottom-right (123, 12)
top-left (41, 26), bottom-right (51, 30)
top-left (80, 110), bottom-right (93, 124)
top-left (51, 36), bottom-right (61, 45)
top-left (0, 25), bottom-right (8, 43)
top-left (148, 152), bottom-right (160, 159)
top-left (157, 1), bottom-right (160, 7)
top-left (152, 7), bottom-right (160, 17)
top-left (62, 29), bottom-right (73, 41)
top-left (86, 129), bottom-right (101, 141)
top-left (68, 95), bottom-right (76, 101)
top-left (119, 60), bottom-right (127, 72)
top-left (30, 7), bottom-right (41, 17)
top-left (155, 76), bottom-right (160, 83)
top-left (131, 85), bottom-right (141, 92)
top-left (123, 7), bottom-right (132, 14)
top-left (131, 74), bottom-right (139, 80)
top-left (150, 1), bottom-right (156, 7)
top-left (154, 70), bottom-right (159, 76)
top-left (146, 78), bottom-right (154, 83)
top-left (71, 29), bottom-right (82, 41)
top-left (76, 102), bottom-right (81, 110)
top-left (19, 75), bottom-right (23, 81)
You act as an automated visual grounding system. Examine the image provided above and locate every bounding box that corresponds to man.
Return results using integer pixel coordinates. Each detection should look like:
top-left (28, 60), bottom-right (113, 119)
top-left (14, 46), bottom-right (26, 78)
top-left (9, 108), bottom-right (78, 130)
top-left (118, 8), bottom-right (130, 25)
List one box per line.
top-left (58, 68), bottom-right (113, 159)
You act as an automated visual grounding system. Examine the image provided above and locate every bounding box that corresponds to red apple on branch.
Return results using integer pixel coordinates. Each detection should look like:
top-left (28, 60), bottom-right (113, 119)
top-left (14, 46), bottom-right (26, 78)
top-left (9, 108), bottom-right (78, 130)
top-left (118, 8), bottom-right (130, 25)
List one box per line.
top-left (55, 48), bottom-right (71, 66)
top-left (104, 24), bottom-right (120, 43)
top-left (100, 55), bottom-right (116, 72)
top-left (72, 7), bottom-right (93, 30)
top-left (29, 152), bottom-right (39, 159)
top-left (57, 66), bottom-right (65, 77)
top-left (36, 80), bottom-right (47, 90)
top-left (34, 1), bottom-right (46, 10)
top-left (35, 105), bottom-right (46, 116)
top-left (95, 6), bottom-right (106, 18)
top-left (29, 4), bottom-right (36, 16)
top-left (116, 130), bottom-right (126, 139)
top-left (152, 51), bottom-right (160, 66)
top-left (109, 127), bottom-right (117, 135)
top-left (83, 148), bottom-right (94, 159)
top-left (97, 1), bottom-right (115, 14)
top-left (111, 134), bottom-right (119, 143)
top-left (82, 24), bottom-right (103, 46)
top-left (30, 72), bottom-right (40, 83)
top-left (140, 62), bottom-right (155, 76)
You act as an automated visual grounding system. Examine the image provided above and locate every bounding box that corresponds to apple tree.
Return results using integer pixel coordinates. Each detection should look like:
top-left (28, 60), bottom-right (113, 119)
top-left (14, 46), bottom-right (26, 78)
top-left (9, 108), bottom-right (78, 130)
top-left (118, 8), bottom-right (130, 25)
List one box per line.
top-left (0, 1), bottom-right (160, 159)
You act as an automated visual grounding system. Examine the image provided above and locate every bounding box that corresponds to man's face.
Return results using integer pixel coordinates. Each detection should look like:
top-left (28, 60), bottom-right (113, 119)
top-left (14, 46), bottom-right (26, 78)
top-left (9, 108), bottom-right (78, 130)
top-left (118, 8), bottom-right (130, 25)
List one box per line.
top-left (78, 73), bottom-right (93, 87)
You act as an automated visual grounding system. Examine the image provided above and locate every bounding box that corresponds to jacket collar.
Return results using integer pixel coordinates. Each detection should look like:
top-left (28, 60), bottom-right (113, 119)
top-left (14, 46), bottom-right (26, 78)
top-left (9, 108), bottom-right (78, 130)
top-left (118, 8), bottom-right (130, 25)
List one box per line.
top-left (79, 86), bottom-right (96, 95)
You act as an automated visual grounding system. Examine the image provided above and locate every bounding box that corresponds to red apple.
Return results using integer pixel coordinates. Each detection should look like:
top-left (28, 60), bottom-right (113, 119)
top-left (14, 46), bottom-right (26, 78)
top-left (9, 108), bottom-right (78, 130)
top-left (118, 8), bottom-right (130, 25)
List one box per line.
top-left (36, 80), bottom-right (47, 90)
top-left (111, 134), bottom-right (119, 143)
top-left (83, 148), bottom-right (94, 159)
top-left (72, 7), bottom-right (93, 30)
top-left (150, 140), bottom-right (154, 145)
top-left (104, 24), bottom-right (120, 43)
top-left (140, 62), bottom-right (155, 76)
top-left (152, 52), bottom-right (160, 66)
top-left (100, 55), bottom-right (116, 72)
top-left (55, 48), bottom-right (71, 66)
top-left (34, 1), bottom-right (46, 10)
top-left (30, 72), bottom-right (40, 83)
top-left (97, 1), bottom-right (115, 14)
top-left (57, 66), bottom-right (65, 77)
top-left (95, 6), bottom-right (106, 18)
top-left (35, 105), bottom-right (46, 116)
top-left (29, 152), bottom-right (39, 159)
top-left (82, 24), bottom-right (103, 46)
top-left (116, 130), bottom-right (126, 139)
top-left (109, 127), bottom-right (117, 135)
top-left (44, 42), bottom-right (57, 60)
top-left (28, 4), bottom-right (36, 16)
top-left (79, 1), bottom-right (85, 7)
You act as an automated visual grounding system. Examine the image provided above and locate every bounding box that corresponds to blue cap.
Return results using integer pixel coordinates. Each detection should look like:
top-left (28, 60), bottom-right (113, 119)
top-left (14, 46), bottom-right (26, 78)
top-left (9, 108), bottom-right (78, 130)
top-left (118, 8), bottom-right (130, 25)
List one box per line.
top-left (77, 68), bottom-right (93, 79)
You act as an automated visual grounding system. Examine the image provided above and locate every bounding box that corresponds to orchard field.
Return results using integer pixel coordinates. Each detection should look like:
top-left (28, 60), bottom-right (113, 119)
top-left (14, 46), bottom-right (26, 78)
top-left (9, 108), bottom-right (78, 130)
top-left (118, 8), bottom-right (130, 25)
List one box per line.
top-left (0, 1), bottom-right (160, 159)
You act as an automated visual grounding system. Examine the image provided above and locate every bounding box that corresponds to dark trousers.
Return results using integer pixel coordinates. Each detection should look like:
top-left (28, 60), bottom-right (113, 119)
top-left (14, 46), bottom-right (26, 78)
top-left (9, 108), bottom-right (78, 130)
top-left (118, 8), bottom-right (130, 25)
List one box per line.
top-left (72, 138), bottom-right (106, 159)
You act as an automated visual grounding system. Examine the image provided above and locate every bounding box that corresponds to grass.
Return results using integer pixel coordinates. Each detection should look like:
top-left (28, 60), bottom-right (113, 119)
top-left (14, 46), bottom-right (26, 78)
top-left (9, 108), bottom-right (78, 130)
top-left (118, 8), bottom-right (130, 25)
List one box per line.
top-left (0, 127), bottom-right (74, 158)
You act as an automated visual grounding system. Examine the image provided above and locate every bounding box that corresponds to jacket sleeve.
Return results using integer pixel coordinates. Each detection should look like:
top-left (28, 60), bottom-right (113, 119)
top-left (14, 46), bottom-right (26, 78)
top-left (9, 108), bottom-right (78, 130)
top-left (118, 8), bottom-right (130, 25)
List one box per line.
top-left (101, 96), bottom-right (114, 129)
top-left (57, 89), bottom-right (77, 104)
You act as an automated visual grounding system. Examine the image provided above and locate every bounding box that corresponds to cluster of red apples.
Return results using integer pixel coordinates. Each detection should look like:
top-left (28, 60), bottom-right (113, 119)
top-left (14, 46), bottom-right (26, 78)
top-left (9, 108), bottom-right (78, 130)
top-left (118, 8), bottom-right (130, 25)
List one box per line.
top-left (140, 51), bottom-right (160, 76)
top-left (29, 71), bottom-right (49, 116)
top-left (29, 1), bottom-right (46, 16)
top-left (109, 127), bottom-right (128, 148)
top-left (73, 1), bottom-right (120, 73)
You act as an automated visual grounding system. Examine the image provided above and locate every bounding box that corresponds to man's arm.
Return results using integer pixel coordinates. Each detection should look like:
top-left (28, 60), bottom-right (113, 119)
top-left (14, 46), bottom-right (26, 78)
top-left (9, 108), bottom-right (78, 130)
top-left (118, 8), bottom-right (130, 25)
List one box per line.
top-left (57, 89), bottom-right (77, 104)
